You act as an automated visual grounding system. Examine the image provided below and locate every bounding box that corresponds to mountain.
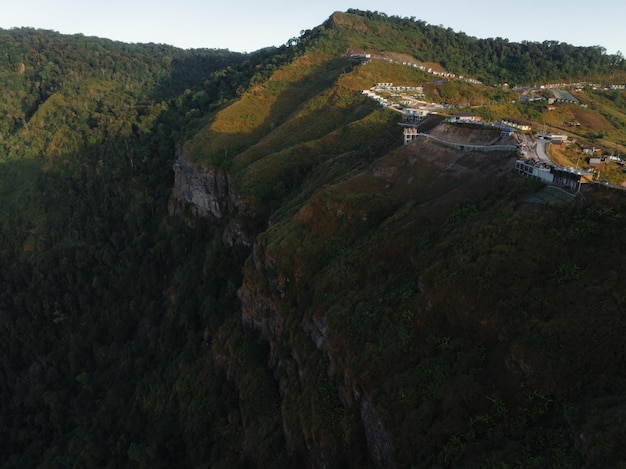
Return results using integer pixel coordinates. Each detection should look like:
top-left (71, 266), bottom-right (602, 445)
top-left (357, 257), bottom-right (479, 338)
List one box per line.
top-left (1, 11), bottom-right (626, 468)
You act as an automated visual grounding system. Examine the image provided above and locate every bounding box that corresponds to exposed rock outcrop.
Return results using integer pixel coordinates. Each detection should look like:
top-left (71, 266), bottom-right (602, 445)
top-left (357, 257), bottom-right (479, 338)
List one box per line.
top-left (171, 148), bottom-right (234, 219)
top-left (360, 398), bottom-right (396, 469)
top-left (171, 147), bottom-right (254, 246)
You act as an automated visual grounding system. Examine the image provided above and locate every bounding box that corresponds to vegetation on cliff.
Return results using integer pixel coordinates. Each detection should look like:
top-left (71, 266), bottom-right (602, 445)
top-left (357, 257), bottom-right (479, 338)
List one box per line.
top-left (1, 10), bottom-right (626, 468)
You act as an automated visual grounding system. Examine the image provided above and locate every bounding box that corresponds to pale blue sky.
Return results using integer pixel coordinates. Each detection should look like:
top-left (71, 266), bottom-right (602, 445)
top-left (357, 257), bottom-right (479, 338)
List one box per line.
top-left (1, 1), bottom-right (623, 55)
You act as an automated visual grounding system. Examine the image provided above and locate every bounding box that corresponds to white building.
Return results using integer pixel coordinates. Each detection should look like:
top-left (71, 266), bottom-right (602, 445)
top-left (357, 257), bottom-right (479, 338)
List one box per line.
top-left (403, 127), bottom-right (419, 145)
top-left (515, 160), bottom-right (554, 184)
top-left (402, 108), bottom-right (430, 124)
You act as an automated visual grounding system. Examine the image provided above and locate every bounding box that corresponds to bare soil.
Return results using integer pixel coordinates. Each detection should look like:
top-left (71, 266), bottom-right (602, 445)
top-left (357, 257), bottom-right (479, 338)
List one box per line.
top-left (427, 122), bottom-right (504, 145)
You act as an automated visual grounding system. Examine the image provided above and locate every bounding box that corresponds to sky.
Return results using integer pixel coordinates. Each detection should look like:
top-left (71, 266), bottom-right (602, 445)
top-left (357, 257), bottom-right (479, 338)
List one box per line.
top-left (1, 1), bottom-right (624, 55)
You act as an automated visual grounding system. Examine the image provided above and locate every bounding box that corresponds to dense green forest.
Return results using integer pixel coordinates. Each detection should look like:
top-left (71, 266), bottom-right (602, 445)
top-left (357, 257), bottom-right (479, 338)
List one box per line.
top-left (2, 11), bottom-right (626, 468)
top-left (0, 27), bottom-right (305, 467)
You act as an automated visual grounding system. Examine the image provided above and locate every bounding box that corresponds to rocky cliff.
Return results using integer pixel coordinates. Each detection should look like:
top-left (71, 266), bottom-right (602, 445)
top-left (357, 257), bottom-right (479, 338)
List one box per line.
top-left (171, 148), bottom-right (234, 220)
top-left (173, 134), bottom-right (523, 467)
top-left (171, 148), bottom-right (254, 247)
top-left (171, 140), bottom-right (399, 466)
top-left (236, 232), bottom-right (397, 468)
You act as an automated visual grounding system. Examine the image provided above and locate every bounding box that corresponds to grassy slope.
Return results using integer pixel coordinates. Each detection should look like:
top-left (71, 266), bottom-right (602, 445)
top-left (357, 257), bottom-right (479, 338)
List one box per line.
top-left (185, 10), bottom-right (626, 197)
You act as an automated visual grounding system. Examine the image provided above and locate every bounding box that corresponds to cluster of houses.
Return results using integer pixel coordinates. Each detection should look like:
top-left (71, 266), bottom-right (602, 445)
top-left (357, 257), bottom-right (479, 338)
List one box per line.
top-left (500, 118), bottom-right (533, 132)
top-left (543, 137), bottom-right (624, 166)
top-left (360, 76), bottom-right (624, 187)
top-left (378, 56), bottom-right (459, 80)
top-left (588, 152), bottom-right (624, 166)
top-left (353, 54), bottom-right (625, 108)
top-left (372, 82), bottom-right (425, 94)
top-left (362, 82), bottom-right (429, 108)
top-left (442, 113), bottom-right (533, 135)
top-left (571, 82), bottom-right (624, 92)
top-left (361, 88), bottom-right (394, 107)
top-left (387, 58), bottom-right (483, 85)
top-left (347, 50), bottom-right (483, 85)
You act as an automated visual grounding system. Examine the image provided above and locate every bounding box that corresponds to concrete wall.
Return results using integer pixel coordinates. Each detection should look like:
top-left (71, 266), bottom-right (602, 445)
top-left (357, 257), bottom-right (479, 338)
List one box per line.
top-left (419, 133), bottom-right (517, 152)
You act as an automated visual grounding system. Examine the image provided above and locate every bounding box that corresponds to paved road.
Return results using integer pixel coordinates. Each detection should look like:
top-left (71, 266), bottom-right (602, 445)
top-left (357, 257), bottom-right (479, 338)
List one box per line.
top-left (534, 137), bottom-right (551, 163)
top-left (519, 134), bottom-right (550, 163)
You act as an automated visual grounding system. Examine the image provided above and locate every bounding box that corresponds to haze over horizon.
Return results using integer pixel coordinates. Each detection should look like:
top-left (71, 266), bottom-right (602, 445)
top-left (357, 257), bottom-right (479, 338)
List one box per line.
top-left (1, 0), bottom-right (624, 56)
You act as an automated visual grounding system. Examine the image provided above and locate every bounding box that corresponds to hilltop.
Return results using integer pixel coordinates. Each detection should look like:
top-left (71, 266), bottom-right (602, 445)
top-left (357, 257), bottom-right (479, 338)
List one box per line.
top-left (1, 11), bottom-right (626, 468)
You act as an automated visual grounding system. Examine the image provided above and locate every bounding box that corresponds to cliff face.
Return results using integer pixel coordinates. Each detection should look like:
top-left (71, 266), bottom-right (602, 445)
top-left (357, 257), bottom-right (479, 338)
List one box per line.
top-left (171, 148), bottom-right (254, 247)
top-left (172, 145), bottom-right (399, 466)
top-left (171, 148), bottom-right (234, 220)
top-left (181, 136), bottom-right (522, 467)
top-left (173, 123), bottom-right (626, 467)
top-left (236, 235), bottom-right (396, 468)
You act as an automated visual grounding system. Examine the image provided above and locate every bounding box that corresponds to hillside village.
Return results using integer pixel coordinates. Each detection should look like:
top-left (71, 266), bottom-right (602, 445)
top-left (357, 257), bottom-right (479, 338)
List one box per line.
top-left (357, 56), bottom-right (626, 193)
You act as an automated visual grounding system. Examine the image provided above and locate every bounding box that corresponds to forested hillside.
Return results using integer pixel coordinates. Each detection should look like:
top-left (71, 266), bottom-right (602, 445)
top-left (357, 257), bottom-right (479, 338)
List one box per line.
top-left (336, 10), bottom-right (626, 85)
top-left (2, 11), bottom-right (626, 468)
